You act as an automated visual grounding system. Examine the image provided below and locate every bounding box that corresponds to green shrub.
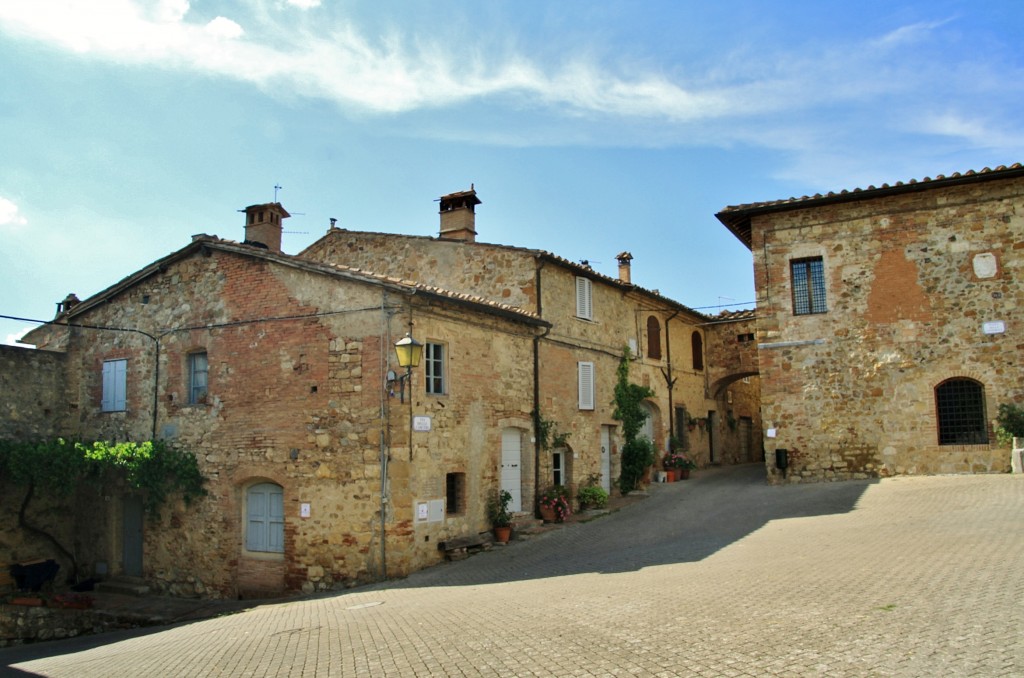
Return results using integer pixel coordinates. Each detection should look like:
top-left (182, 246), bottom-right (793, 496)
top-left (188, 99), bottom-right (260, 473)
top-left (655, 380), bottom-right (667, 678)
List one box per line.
top-left (577, 485), bottom-right (609, 509)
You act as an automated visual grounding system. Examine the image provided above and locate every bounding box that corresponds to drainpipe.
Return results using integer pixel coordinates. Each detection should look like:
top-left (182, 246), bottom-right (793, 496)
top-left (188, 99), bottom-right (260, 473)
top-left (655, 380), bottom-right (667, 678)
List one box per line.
top-left (662, 311), bottom-right (679, 440)
top-left (532, 258), bottom-right (547, 514)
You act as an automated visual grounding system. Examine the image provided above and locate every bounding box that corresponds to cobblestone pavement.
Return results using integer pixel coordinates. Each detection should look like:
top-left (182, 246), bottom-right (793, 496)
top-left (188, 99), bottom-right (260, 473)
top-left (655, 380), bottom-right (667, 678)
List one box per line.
top-left (3, 464), bottom-right (1023, 677)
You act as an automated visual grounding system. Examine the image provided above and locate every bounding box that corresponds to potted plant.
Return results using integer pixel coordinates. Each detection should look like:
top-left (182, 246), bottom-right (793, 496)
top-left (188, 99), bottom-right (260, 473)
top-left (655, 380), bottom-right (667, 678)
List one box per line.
top-left (577, 484), bottom-right (609, 511)
top-left (538, 485), bottom-right (572, 523)
top-left (676, 453), bottom-right (697, 479)
top-left (486, 489), bottom-right (513, 543)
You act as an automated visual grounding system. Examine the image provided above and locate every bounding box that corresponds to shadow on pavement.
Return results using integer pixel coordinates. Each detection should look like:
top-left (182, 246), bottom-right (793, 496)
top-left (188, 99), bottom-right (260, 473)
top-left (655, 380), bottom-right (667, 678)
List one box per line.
top-left (378, 463), bottom-right (876, 590)
top-left (0, 464), bottom-right (873, 671)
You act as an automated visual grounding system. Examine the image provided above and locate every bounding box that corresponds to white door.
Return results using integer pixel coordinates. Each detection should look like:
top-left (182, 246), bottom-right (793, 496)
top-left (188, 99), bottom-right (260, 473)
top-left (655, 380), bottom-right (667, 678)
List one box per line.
top-left (600, 426), bottom-right (613, 493)
top-left (501, 429), bottom-right (523, 513)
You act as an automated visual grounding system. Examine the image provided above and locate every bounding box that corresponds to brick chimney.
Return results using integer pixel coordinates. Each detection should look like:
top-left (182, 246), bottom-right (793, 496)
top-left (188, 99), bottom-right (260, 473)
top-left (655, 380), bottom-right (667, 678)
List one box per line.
top-left (438, 186), bottom-right (480, 242)
top-left (616, 251), bottom-right (633, 284)
top-left (242, 202), bottom-right (290, 252)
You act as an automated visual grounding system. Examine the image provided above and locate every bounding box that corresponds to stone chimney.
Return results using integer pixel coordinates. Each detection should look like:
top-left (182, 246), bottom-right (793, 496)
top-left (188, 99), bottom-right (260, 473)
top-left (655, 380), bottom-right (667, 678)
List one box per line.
top-left (242, 202), bottom-right (290, 253)
top-left (57, 293), bottom-right (80, 316)
top-left (616, 251), bottom-right (633, 284)
top-left (438, 186), bottom-right (480, 242)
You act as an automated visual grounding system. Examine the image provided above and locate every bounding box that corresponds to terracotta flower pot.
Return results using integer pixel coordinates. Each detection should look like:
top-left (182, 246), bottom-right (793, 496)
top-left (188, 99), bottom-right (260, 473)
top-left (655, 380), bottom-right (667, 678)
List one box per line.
top-left (493, 526), bottom-right (511, 543)
top-left (665, 469), bottom-right (677, 482)
top-left (539, 505), bottom-right (557, 523)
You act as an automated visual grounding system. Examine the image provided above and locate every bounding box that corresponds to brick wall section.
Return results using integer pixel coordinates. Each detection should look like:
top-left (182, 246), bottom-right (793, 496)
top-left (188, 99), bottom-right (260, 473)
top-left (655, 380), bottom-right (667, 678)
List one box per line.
top-left (750, 176), bottom-right (1023, 482)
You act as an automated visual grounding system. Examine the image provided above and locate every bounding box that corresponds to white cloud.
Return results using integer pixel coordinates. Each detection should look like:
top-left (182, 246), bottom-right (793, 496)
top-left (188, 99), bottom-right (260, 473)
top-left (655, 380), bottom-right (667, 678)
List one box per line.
top-left (0, 196), bottom-right (28, 230)
top-left (205, 16), bottom-right (243, 39)
top-left (286, 0), bottom-right (321, 8)
top-left (917, 112), bottom-right (1024, 150)
top-left (155, 0), bottom-right (189, 23)
top-left (3, 326), bottom-right (34, 347)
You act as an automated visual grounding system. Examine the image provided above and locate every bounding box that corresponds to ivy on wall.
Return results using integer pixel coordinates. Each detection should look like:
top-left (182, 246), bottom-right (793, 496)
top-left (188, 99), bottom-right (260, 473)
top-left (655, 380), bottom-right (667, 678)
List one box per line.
top-left (0, 438), bottom-right (206, 582)
top-left (613, 347), bottom-right (655, 494)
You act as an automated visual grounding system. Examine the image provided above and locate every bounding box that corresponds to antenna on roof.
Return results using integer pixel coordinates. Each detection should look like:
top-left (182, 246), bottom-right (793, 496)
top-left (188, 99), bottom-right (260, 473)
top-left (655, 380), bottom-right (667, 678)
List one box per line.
top-left (274, 184), bottom-right (283, 202)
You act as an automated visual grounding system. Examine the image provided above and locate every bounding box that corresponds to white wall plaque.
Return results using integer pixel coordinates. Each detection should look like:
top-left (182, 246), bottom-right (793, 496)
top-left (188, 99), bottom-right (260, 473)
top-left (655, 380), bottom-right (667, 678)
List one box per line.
top-left (416, 502), bottom-right (429, 522)
top-left (982, 320), bottom-right (1005, 335)
top-left (766, 428), bottom-right (777, 438)
top-left (413, 416), bottom-right (432, 432)
top-left (972, 253), bottom-right (998, 279)
top-left (300, 503), bottom-right (311, 518)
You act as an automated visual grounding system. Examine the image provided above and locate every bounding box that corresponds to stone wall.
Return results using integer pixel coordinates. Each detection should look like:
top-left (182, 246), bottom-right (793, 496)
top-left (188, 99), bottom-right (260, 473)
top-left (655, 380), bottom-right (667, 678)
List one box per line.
top-left (0, 345), bottom-right (67, 441)
top-left (751, 176), bottom-right (1023, 482)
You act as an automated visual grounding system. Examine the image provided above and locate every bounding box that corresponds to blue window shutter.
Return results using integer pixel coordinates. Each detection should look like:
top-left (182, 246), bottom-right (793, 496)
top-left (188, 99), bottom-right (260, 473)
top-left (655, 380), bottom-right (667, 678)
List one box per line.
top-left (102, 359), bottom-right (127, 411)
top-left (247, 483), bottom-right (285, 553)
top-left (246, 489), bottom-right (267, 552)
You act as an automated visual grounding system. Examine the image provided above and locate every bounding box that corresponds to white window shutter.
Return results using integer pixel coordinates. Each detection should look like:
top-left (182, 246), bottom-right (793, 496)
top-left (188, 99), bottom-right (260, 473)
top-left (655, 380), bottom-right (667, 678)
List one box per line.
top-left (101, 361), bottom-right (115, 411)
top-left (578, 361), bottom-right (595, 410)
top-left (575, 277), bottom-right (592, 320)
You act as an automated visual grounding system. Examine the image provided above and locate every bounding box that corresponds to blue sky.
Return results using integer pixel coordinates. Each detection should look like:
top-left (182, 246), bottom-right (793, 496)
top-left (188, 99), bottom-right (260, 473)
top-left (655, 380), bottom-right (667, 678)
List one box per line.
top-left (2, 0), bottom-right (1023, 345)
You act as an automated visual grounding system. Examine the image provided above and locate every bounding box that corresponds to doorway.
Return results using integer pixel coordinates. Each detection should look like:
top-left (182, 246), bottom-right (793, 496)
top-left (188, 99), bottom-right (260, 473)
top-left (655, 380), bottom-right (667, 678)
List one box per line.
top-left (501, 428), bottom-right (523, 513)
top-left (122, 495), bottom-right (144, 577)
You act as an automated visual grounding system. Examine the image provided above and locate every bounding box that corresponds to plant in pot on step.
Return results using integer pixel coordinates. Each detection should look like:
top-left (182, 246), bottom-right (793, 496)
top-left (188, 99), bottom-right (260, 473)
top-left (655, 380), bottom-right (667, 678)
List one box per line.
top-left (487, 489), bottom-right (513, 543)
top-left (538, 485), bottom-right (572, 523)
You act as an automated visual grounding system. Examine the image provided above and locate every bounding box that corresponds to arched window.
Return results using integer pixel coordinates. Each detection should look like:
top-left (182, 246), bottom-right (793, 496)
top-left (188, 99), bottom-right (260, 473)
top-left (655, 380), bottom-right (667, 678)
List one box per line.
top-left (246, 482), bottom-right (284, 553)
top-left (935, 378), bottom-right (987, 445)
top-left (646, 316), bottom-right (661, 359)
top-left (691, 331), bottom-right (704, 371)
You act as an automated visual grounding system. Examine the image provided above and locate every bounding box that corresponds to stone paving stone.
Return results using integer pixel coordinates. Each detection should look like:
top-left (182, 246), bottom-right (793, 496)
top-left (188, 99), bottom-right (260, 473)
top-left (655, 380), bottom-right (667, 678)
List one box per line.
top-left (2, 466), bottom-right (1023, 676)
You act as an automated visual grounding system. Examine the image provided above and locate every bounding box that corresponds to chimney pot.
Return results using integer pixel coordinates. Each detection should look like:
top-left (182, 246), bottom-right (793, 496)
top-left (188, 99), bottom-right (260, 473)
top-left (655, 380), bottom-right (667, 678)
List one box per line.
top-left (242, 202), bottom-right (290, 252)
top-left (616, 251), bottom-right (633, 284)
top-left (438, 187), bottom-right (481, 242)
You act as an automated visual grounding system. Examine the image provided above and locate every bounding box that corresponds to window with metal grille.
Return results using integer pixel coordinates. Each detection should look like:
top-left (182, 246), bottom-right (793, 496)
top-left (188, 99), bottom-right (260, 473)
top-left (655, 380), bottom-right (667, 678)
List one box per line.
top-left (935, 378), bottom-right (988, 445)
top-left (425, 342), bottom-right (446, 395)
top-left (791, 257), bottom-right (827, 315)
top-left (445, 472), bottom-right (465, 515)
top-left (646, 316), bottom-right (662, 359)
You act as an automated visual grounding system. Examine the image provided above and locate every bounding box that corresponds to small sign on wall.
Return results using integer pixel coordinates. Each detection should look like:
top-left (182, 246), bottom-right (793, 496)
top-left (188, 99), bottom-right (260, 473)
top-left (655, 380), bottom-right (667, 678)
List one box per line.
top-left (982, 320), bottom-right (1005, 335)
top-left (413, 416), bottom-right (432, 432)
top-left (300, 503), bottom-right (311, 518)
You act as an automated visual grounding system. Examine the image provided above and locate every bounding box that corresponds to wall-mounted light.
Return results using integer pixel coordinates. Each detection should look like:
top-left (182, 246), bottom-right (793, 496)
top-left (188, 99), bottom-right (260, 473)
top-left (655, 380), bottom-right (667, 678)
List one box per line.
top-left (388, 333), bottom-right (423, 403)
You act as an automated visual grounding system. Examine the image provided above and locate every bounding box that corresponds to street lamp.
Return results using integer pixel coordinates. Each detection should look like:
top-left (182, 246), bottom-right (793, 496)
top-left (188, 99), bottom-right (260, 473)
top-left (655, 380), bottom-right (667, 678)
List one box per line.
top-left (391, 333), bottom-right (423, 403)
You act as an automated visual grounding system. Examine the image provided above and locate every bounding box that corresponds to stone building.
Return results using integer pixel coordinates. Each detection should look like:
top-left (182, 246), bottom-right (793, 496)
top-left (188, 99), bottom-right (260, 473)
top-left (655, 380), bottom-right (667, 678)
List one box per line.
top-left (11, 211), bottom-right (546, 597)
top-left (717, 164), bottom-right (1023, 482)
top-left (301, 188), bottom-right (761, 491)
top-left (3, 190), bottom-right (760, 598)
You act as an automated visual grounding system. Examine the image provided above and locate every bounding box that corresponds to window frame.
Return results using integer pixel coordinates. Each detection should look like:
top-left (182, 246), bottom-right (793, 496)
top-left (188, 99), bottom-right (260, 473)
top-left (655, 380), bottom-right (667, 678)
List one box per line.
top-left (646, 316), bottom-right (662, 359)
top-left (245, 482), bottom-right (285, 554)
top-left (691, 331), bottom-right (704, 371)
top-left (575, 276), bottom-right (593, 320)
top-left (101, 358), bottom-right (127, 412)
top-left (790, 256), bottom-right (828, 315)
top-left (425, 342), bottom-right (447, 396)
top-left (578, 361), bottom-right (595, 410)
top-left (552, 451), bottom-right (564, 486)
top-left (445, 472), bottom-right (465, 516)
top-left (187, 351), bottom-right (209, 405)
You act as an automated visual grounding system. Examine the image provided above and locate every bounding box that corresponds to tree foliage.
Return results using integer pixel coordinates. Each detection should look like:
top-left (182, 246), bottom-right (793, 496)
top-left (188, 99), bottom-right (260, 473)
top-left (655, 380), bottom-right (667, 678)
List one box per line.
top-left (995, 403), bottom-right (1024, 446)
top-left (612, 348), bottom-right (655, 493)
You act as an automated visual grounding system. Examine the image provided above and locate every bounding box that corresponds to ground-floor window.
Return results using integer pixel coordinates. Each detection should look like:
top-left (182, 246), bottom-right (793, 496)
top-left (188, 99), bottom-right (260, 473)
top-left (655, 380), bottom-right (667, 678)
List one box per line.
top-left (935, 378), bottom-right (988, 445)
top-left (246, 483), bottom-right (284, 553)
top-left (446, 472), bottom-right (465, 515)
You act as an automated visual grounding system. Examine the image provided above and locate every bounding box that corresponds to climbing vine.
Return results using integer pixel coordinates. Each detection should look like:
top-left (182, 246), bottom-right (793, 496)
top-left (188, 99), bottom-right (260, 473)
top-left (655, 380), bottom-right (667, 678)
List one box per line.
top-left (612, 347), bottom-right (655, 493)
top-left (0, 438), bottom-right (206, 582)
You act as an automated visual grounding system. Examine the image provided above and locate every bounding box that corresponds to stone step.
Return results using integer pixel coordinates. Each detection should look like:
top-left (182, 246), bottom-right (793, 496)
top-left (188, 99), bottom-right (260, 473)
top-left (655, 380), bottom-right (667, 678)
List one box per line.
top-left (96, 576), bottom-right (151, 597)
